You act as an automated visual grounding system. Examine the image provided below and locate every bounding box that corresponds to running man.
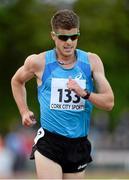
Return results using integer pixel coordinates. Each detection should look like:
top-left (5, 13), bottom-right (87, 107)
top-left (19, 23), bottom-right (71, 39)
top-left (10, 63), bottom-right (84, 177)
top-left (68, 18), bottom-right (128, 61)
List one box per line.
top-left (11, 9), bottom-right (114, 179)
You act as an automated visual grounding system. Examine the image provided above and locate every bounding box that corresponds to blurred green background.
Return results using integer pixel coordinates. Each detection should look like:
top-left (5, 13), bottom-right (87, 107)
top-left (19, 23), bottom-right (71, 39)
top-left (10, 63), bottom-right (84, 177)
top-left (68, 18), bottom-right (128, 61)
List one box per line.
top-left (0, 0), bottom-right (129, 178)
top-left (0, 0), bottom-right (129, 133)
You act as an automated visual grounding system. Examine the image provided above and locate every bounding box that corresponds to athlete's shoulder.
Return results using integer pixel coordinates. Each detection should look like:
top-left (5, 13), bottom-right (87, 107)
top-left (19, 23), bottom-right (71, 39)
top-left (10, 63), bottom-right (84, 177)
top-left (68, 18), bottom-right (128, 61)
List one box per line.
top-left (88, 52), bottom-right (102, 64)
top-left (88, 52), bottom-right (104, 72)
top-left (24, 51), bottom-right (46, 73)
top-left (25, 51), bottom-right (46, 62)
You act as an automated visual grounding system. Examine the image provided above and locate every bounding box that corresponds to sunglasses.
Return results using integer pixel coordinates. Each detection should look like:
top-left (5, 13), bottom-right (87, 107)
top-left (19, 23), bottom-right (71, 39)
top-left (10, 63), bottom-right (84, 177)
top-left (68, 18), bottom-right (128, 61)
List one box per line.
top-left (53, 32), bottom-right (80, 41)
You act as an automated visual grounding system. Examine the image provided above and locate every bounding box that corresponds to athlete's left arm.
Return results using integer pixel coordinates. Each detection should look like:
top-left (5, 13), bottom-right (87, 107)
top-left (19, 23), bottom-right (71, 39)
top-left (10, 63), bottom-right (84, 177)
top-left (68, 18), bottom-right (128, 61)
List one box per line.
top-left (88, 53), bottom-right (114, 111)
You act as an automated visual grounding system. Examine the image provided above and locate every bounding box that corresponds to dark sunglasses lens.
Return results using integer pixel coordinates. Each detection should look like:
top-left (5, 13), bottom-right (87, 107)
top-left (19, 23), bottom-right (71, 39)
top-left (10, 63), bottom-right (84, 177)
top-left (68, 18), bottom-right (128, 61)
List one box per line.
top-left (58, 35), bottom-right (69, 41)
top-left (58, 34), bottom-right (79, 41)
top-left (71, 35), bottom-right (78, 41)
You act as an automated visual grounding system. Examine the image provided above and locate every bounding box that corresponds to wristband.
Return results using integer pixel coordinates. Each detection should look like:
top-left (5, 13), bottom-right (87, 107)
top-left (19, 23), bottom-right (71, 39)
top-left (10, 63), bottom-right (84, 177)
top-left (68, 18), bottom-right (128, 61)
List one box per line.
top-left (82, 89), bottom-right (91, 100)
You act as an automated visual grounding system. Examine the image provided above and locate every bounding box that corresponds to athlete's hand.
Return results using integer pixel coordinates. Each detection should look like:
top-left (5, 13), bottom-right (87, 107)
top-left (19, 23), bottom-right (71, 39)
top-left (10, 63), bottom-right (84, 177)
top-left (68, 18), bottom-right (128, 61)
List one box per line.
top-left (67, 77), bottom-right (86, 97)
top-left (21, 110), bottom-right (37, 127)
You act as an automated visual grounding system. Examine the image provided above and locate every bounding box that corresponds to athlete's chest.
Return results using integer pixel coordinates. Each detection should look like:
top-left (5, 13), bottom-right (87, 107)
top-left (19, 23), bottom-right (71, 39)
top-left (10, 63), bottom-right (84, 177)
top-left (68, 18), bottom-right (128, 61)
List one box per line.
top-left (43, 66), bottom-right (88, 111)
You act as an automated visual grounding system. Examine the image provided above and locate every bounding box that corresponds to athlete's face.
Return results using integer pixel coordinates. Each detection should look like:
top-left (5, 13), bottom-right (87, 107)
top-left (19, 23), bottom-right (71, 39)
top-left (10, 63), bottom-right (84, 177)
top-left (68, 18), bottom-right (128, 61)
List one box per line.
top-left (51, 28), bottom-right (79, 59)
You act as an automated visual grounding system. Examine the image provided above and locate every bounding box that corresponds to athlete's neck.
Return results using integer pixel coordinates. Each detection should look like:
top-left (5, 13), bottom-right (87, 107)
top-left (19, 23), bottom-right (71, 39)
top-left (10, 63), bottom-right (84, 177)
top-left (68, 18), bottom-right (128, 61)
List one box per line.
top-left (55, 49), bottom-right (77, 65)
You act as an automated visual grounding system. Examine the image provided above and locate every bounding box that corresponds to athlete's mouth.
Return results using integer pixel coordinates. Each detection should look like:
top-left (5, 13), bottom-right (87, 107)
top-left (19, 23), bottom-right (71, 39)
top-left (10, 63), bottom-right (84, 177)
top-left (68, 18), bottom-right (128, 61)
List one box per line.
top-left (63, 47), bottom-right (73, 51)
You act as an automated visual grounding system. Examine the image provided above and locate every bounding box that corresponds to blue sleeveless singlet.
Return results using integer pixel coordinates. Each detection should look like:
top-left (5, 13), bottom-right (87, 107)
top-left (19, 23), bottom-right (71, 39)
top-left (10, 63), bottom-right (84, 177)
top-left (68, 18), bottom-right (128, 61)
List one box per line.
top-left (37, 49), bottom-right (94, 138)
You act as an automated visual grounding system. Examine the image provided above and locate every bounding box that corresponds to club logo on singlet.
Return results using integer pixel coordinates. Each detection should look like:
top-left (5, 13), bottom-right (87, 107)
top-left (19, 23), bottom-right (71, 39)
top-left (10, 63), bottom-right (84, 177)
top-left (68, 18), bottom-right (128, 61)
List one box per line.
top-left (50, 78), bottom-right (86, 111)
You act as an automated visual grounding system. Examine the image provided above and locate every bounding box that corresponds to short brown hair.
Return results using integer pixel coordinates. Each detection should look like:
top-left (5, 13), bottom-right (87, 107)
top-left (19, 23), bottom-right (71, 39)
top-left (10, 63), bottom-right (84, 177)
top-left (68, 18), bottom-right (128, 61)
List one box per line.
top-left (51, 9), bottom-right (80, 32)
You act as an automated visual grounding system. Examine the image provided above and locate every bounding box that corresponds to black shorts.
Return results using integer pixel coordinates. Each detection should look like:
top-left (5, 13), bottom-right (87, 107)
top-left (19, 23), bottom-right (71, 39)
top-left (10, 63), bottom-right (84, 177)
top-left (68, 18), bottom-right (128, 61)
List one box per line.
top-left (30, 128), bottom-right (92, 173)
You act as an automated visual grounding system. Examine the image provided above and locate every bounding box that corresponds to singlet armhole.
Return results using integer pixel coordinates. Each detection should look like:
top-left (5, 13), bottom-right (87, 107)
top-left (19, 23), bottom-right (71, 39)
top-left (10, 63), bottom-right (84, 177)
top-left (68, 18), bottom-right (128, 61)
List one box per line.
top-left (87, 52), bottom-right (93, 78)
top-left (37, 52), bottom-right (46, 88)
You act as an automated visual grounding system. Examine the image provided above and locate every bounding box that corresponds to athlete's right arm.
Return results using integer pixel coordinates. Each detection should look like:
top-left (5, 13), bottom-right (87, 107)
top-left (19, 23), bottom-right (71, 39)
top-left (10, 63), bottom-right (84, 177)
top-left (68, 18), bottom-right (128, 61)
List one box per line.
top-left (11, 54), bottom-right (45, 127)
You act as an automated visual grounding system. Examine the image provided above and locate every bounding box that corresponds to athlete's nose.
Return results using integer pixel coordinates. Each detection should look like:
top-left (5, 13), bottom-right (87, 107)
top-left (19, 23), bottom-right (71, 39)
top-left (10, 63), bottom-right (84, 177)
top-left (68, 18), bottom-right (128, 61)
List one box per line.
top-left (66, 38), bottom-right (72, 43)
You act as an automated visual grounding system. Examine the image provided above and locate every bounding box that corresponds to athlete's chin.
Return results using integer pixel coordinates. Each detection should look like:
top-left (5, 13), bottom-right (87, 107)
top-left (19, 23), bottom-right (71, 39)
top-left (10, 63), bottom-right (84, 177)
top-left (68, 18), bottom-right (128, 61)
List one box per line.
top-left (63, 49), bottom-right (74, 56)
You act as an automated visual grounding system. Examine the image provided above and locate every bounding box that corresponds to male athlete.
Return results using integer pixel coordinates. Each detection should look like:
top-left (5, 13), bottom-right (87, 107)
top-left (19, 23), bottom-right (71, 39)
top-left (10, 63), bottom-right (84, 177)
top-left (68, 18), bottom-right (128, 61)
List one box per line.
top-left (11, 9), bottom-right (114, 179)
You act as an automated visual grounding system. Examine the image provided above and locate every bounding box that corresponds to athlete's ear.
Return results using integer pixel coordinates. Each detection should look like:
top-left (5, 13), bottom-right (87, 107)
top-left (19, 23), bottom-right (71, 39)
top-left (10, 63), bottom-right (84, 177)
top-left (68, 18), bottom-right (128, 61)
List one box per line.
top-left (51, 31), bottom-right (56, 41)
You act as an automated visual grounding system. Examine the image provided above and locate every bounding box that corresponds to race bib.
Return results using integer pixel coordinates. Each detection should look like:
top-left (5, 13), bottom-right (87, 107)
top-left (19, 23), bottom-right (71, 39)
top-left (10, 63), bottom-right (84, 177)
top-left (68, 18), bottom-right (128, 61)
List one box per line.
top-left (50, 78), bottom-right (86, 111)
